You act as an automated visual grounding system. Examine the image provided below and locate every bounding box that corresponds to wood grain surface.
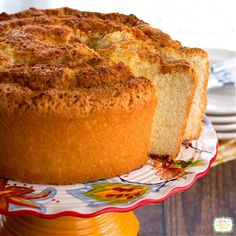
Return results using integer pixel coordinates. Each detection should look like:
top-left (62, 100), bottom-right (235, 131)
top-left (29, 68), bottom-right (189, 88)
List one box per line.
top-left (135, 160), bottom-right (236, 236)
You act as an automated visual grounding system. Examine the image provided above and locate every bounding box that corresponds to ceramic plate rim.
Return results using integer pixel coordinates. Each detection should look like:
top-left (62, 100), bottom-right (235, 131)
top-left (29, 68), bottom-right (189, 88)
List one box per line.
top-left (0, 153), bottom-right (217, 219)
top-left (216, 132), bottom-right (236, 140)
top-left (207, 115), bottom-right (236, 124)
top-left (213, 123), bottom-right (236, 131)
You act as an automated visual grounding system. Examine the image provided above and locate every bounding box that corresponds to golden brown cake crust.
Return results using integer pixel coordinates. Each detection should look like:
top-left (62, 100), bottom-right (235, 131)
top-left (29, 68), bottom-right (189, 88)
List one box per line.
top-left (0, 100), bottom-right (156, 184)
top-left (0, 8), bottom-right (157, 118)
top-left (0, 7), bottom-right (159, 184)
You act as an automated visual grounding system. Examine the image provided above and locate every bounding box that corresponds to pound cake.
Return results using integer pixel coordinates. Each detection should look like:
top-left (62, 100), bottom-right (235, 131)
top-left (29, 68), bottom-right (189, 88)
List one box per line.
top-left (0, 8), bottom-right (209, 184)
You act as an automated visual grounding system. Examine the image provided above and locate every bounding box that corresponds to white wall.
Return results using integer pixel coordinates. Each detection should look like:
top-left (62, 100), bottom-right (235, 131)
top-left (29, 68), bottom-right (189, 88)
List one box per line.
top-left (0, 0), bottom-right (235, 50)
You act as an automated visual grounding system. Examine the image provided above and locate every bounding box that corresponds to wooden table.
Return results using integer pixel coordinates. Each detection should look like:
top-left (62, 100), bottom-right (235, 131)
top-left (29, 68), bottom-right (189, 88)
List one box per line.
top-left (135, 160), bottom-right (236, 236)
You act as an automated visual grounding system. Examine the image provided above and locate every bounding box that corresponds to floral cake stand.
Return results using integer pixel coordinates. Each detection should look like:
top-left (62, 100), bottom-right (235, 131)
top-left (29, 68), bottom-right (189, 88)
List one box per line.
top-left (0, 116), bottom-right (218, 236)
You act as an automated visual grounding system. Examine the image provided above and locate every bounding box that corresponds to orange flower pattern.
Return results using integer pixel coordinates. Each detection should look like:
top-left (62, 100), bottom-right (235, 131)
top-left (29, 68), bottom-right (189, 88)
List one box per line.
top-left (0, 179), bottom-right (56, 213)
top-left (67, 182), bottom-right (150, 206)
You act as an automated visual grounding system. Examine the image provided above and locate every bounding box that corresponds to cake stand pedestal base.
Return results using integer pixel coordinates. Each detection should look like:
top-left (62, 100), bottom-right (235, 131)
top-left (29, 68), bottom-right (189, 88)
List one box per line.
top-left (0, 211), bottom-right (139, 236)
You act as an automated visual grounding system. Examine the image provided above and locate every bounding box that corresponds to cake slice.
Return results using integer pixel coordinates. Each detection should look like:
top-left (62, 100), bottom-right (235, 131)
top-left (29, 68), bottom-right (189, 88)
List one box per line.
top-left (96, 31), bottom-right (198, 158)
top-left (132, 22), bottom-right (209, 140)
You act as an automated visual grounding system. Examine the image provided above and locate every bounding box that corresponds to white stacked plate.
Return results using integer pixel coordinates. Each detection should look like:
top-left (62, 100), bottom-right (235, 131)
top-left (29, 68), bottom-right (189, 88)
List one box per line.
top-left (206, 49), bottom-right (236, 140)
